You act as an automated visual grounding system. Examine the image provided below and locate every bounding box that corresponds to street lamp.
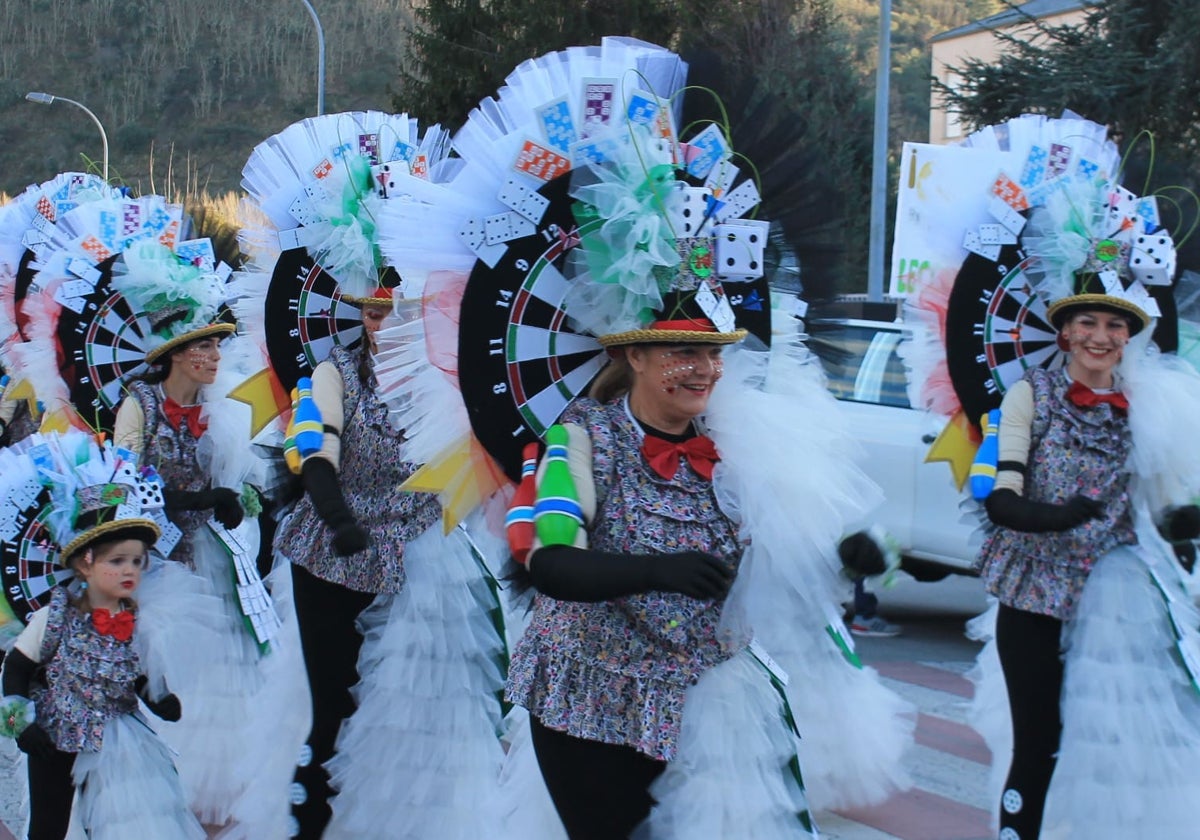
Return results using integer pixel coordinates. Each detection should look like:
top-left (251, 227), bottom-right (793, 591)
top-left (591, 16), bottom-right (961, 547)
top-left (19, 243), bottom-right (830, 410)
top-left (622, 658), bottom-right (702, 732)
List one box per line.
top-left (25, 91), bottom-right (110, 181)
top-left (298, 0), bottom-right (326, 116)
top-left (866, 0), bottom-right (892, 302)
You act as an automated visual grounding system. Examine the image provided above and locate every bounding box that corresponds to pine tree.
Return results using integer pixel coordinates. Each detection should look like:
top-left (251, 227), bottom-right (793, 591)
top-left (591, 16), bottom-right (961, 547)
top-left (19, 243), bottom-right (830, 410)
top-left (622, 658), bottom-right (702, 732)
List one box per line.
top-left (936, 0), bottom-right (1200, 154)
top-left (394, 0), bottom-right (679, 130)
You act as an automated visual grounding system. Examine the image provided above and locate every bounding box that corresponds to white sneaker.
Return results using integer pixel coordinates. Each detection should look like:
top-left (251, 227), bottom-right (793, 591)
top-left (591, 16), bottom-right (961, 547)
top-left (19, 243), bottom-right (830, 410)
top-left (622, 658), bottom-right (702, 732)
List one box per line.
top-left (850, 614), bottom-right (901, 637)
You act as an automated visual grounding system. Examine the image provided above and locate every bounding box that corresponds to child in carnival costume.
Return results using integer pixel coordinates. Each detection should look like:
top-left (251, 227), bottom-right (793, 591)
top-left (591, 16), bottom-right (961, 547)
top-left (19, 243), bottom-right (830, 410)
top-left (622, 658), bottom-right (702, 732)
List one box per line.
top-left (376, 37), bottom-right (913, 837)
top-left (0, 429), bottom-right (209, 840)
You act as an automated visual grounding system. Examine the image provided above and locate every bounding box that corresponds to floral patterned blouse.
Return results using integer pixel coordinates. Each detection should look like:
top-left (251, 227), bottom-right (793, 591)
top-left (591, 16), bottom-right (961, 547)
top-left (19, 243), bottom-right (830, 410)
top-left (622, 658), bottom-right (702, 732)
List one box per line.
top-left (31, 588), bottom-right (140, 753)
top-left (276, 345), bottom-right (441, 594)
top-left (506, 397), bottom-right (744, 761)
top-left (127, 381), bottom-right (208, 568)
top-left (975, 367), bottom-right (1136, 620)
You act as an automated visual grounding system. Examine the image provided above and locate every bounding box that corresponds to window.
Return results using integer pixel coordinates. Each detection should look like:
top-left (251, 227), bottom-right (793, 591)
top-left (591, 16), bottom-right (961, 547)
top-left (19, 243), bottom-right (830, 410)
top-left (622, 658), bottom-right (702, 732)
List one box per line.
top-left (807, 321), bottom-right (913, 408)
top-left (943, 72), bottom-right (963, 140)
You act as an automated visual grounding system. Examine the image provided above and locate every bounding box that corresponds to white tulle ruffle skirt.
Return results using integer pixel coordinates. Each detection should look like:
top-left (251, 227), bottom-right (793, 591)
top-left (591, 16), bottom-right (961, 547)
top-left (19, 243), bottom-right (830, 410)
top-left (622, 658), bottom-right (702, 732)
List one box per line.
top-left (322, 523), bottom-right (515, 839)
top-left (637, 648), bottom-right (820, 839)
top-left (70, 713), bottom-right (205, 839)
top-left (1042, 543), bottom-right (1200, 839)
top-left (970, 540), bottom-right (1200, 839)
top-left (153, 520), bottom-right (309, 838)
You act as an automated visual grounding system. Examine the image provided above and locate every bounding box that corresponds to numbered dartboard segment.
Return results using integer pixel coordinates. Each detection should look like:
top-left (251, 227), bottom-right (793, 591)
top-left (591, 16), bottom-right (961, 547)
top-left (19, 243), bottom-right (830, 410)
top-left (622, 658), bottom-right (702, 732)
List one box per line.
top-left (945, 244), bottom-right (1178, 429)
top-left (264, 250), bottom-right (365, 392)
top-left (459, 177), bottom-right (606, 481)
top-left (51, 258), bottom-right (153, 433)
top-left (459, 175), bottom-right (773, 481)
top-left (946, 247), bottom-right (1063, 427)
top-left (0, 493), bottom-right (69, 626)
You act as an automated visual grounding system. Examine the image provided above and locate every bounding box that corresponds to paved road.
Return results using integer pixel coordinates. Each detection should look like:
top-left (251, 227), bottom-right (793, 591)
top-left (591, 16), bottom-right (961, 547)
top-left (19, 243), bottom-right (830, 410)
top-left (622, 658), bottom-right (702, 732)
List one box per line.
top-left (815, 572), bottom-right (995, 840)
top-left (0, 573), bottom-right (995, 840)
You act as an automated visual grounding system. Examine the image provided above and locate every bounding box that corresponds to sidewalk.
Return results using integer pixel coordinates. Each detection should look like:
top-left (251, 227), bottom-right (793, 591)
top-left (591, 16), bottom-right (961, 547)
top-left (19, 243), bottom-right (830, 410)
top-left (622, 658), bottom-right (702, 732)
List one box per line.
top-left (815, 660), bottom-right (993, 840)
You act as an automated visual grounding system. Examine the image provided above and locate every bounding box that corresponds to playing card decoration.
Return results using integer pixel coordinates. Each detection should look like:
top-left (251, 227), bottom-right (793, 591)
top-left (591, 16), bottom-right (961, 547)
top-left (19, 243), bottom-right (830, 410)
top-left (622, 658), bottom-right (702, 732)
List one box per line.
top-left (0, 173), bottom-right (124, 391)
top-left (896, 114), bottom-right (1184, 485)
top-left (230, 112), bottom-right (451, 430)
top-left (374, 37), bottom-right (773, 530)
top-left (10, 195), bottom-right (233, 434)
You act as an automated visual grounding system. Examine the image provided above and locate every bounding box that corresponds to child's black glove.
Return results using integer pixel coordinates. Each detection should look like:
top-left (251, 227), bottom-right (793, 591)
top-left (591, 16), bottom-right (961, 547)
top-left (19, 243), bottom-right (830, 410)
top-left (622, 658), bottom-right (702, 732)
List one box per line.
top-left (134, 675), bottom-right (183, 722)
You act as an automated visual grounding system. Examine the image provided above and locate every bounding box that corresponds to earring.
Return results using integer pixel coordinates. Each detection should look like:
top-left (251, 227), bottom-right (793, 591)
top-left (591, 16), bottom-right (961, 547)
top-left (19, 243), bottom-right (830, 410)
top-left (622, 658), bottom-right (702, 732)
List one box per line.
top-left (80, 581), bottom-right (88, 592)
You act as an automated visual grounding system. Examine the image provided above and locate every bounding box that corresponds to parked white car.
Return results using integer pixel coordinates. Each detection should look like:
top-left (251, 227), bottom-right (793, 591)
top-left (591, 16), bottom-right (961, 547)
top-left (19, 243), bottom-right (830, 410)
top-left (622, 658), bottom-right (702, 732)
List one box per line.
top-left (806, 316), bottom-right (979, 579)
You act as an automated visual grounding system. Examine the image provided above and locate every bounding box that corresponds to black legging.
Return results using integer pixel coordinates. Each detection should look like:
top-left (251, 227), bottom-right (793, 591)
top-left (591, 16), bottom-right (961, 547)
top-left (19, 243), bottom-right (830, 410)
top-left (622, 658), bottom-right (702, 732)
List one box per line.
top-left (995, 603), bottom-right (1065, 840)
top-left (530, 715), bottom-right (666, 840)
top-left (290, 563), bottom-right (376, 840)
top-left (27, 747), bottom-right (76, 840)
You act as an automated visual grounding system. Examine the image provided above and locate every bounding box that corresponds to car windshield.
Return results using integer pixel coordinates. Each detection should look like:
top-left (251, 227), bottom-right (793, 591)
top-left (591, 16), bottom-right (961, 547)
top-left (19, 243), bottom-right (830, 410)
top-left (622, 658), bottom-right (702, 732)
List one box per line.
top-left (808, 321), bottom-right (913, 408)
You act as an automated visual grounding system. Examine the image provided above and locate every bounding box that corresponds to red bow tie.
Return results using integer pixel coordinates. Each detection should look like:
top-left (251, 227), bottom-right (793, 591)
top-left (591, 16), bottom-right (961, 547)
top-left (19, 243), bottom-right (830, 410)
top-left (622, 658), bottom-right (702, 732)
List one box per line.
top-left (92, 609), bottom-right (135, 642)
top-left (641, 434), bottom-right (720, 481)
top-left (162, 398), bottom-right (207, 436)
top-left (1066, 381), bottom-right (1129, 412)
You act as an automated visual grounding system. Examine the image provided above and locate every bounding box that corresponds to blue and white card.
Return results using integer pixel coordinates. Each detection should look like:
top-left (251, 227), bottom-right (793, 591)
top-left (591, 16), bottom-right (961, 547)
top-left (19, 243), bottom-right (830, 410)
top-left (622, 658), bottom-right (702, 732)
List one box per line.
top-left (537, 96), bottom-right (578, 154)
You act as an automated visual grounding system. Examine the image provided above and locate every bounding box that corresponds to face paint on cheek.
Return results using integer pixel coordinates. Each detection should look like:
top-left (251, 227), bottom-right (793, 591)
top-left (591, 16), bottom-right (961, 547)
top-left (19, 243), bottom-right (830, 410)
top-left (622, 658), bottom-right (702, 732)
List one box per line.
top-left (187, 348), bottom-right (206, 370)
top-left (656, 353), bottom-right (697, 393)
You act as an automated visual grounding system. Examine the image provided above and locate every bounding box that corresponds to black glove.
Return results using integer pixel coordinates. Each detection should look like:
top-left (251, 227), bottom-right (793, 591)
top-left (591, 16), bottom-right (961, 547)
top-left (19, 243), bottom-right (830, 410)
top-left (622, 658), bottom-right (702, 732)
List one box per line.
top-left (838, 531), bottom-right (887, 579)
top-left (985, 488), bottom-right (1104, 533)
top-left (16, 721), bottom-right (55, 759)
top-left (134, 675), bottom-right (183, 722)
top-left (301, 458), bottom-right (369, 556)
top-left (211, 488), bottom-right (244, 530)
top-left (163, 486), bottom-right (244, 529)
top-left (2, 649), bottom-right (56, 758)
top-left (529, 544), bottom-right (734, 602)
top-left (1161, 505), bottom-right (1200, 542)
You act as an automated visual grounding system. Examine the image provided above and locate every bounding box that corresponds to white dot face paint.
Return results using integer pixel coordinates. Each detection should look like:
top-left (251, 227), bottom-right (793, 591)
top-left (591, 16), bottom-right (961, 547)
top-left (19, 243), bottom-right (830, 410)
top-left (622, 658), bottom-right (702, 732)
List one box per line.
top-left (175, 338), bottom-right (221, 386)
top-left (628, 343), bottom-right (725, 433)
top-left (656, 347), bottom-right (724, 393)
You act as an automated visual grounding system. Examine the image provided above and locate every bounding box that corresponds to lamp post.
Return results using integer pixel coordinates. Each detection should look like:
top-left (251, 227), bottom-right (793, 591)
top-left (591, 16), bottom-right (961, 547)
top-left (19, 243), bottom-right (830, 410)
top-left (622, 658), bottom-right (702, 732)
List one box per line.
top-left (25, 91), bottom-right (110, 182)
top-left (298, 0), bottom-right (326, 116)
top-left (866, 0), bottom-right (891, 302)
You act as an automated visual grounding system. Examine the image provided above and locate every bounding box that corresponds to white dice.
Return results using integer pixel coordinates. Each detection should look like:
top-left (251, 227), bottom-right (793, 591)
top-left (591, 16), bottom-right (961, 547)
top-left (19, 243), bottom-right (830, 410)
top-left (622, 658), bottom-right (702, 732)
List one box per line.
top-left (714, 220), bottom-right (769, 281)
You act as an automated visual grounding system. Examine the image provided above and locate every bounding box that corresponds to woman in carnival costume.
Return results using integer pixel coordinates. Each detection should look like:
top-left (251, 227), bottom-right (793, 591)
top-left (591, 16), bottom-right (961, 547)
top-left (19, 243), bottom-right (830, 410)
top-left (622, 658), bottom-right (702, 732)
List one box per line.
top-left (110, 241), bottom-right (305, 839)
top-left (238, 110), bottom-right (524, 839)
top-left (899, 113), bottom-right (1200, 839)
top-left (0, 172), bottom-right (126, 449)
top-left (0, 171), bottom-right (132, 834)
top-left (11, 192), bottom-right (304, 838)
top-left (0, 430), bottom-right (209, 840)
top-left (377, 37), bottom-right (914, 838)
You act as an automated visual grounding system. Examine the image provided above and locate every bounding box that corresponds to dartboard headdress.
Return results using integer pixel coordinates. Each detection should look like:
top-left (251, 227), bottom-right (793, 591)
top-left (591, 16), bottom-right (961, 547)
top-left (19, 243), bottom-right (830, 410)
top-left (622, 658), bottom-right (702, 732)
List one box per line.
top-left (372, 37), bottom-right (774, 528)
top-left (0, 429), bottom-right (167, 630)
top-left (895, 113), bottom-right (1189, 486)
top-left (0, 173), bottom-right (124, 386)
top-left (109, 239), bottom-right (236, 364)
top-left (227, 112), bottom-right (451, 434)
top-left (9, 194), bottom-right (237, 432)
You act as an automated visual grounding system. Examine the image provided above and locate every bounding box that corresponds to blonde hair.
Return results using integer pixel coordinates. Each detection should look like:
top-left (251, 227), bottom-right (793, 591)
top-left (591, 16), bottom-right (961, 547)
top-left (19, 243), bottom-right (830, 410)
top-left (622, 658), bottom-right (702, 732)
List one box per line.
top-left (588, 352), bottom-right (633, 403)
